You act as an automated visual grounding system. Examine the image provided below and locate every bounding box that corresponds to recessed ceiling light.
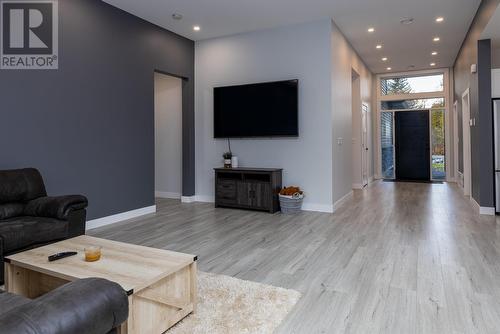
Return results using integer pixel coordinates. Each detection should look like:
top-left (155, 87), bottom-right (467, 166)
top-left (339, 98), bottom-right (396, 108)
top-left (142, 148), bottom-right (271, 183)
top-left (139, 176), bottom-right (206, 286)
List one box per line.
top-left (376, 44), bottom-right (383, 49)
top-left (368, 27), bottom-right (375, 33)
top-left (386, 67), bottom-right (392, 71)
top-left (193, 25), bottom-right (201, 31)
top-left (400, 17), bottom-right (415, 25)
top-left (430, 62), bottom-right (436, 66)
top-left (172, 13), bottom-right (183, 20)
top-left (382, 57), bottom-right (388, 62)
top-left (436, 17), bottom-right (444, 22)
top-left (431, 51), bottom-right (438, 56)
top-left (433, 37), bottom-right (440, 42)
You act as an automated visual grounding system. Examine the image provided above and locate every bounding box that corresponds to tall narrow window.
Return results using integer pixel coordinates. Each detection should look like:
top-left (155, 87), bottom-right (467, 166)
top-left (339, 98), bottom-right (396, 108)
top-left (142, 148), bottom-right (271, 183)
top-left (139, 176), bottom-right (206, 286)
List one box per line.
top-left (381, 112), bottom-right (394, 179)
top-left (431, 108), bottom-right (445, 180)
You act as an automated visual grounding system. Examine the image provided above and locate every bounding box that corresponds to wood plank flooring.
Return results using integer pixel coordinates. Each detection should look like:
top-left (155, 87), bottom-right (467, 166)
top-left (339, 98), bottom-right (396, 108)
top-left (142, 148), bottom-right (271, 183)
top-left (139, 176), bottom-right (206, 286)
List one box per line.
top-left (90, 181), bottom-right (500, 334)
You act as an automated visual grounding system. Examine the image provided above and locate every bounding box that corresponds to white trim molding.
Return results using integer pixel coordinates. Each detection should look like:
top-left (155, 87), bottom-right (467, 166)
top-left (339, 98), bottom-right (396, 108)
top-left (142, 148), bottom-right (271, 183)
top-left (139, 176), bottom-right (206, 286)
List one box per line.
top-left (302, 203), bottom-right (334, 213)
top-left (181, 196), bottom-right (196, 203)
top-left (352, 183), bottom-right (365, 190)
top-left (333, 191), bottom-right (353, 211)
top-left (180, 193), bottom-right (335, 213)
top-left (194, 195), bottom-right (215, 203)
top-left (86, 205), bottom-right (157, 230)
top-left (155, 191), bottom-right (181, 199)
top-left (480, 207), bottom-right (496, 216)
top-left (470, 197), bottom-right (495, 216)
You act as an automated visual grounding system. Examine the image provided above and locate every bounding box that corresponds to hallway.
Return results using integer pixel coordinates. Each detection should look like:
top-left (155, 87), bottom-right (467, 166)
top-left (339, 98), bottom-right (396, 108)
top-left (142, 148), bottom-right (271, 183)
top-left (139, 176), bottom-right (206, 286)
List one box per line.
top-left (91, 181), bottom-right (500, 333)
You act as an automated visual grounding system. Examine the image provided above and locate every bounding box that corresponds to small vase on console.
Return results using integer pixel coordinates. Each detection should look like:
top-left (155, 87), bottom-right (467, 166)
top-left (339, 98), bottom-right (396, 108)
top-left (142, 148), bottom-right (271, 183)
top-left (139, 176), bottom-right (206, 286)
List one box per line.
top-left (223, 152), bottom-right (233, 168)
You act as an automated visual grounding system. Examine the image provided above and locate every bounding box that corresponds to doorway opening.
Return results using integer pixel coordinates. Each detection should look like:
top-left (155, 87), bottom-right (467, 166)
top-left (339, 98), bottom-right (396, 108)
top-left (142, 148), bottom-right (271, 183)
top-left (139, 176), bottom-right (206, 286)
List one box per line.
top-left (377, 70), bottom-right (449, 182)
top-left (154, 72), bottom-right (183, 199)
top-left (462, 89), bottom-right (471, 196)
top-left (352, 69), bottom-right (368, 189)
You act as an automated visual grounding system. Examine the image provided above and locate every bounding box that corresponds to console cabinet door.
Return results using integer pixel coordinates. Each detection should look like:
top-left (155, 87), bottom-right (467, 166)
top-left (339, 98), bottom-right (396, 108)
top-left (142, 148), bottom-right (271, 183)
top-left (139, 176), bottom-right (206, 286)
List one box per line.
top-left (237, 182), bottom-right (250, 206)
top-left (248, 182), bottom-right (271, 210)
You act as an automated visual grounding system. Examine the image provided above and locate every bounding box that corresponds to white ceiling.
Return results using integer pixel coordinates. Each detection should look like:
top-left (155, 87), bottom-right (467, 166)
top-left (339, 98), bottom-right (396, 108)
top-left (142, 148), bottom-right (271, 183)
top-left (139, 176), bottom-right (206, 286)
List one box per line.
top-left (103, 0), bottom-right (481, 74)
top-left (481, 5), bottom-right (500, 69)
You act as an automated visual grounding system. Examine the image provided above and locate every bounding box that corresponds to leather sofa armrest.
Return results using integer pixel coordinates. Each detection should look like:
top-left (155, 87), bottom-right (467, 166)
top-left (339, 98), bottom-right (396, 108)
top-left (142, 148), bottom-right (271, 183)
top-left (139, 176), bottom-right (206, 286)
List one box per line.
top-left (24, 195), bottom-right (88, 220)
top-left (0, 278), bottom-right (129, 334)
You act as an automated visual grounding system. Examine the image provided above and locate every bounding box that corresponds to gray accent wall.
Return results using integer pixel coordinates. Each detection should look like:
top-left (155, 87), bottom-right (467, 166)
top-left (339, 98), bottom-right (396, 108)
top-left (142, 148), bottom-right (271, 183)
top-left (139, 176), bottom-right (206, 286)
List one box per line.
top-left (477, 40), bottom-right (494, 207)
top-left (453, 0), bottom-right (499, 207)
top-left (0, 0), bottom-right (195, 219)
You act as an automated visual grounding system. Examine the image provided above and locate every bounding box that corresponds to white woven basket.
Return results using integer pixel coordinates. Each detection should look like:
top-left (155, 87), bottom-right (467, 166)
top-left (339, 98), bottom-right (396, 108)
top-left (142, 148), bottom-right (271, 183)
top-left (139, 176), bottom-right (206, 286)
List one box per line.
top-left (279, 193), bottom-right (304, 214)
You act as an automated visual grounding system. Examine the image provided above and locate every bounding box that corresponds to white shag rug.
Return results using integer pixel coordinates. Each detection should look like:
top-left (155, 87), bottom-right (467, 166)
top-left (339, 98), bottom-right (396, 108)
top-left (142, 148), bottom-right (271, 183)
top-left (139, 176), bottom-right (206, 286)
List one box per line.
top-left (167, 272), bottom-right (301, 334)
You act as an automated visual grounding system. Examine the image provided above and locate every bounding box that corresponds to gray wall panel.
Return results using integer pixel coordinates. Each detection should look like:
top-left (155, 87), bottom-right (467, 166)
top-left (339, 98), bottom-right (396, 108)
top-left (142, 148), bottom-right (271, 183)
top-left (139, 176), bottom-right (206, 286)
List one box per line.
top-left (453, 0), bottom-right (499, 207)
top-left (0, 0), bottom-right (195, 219)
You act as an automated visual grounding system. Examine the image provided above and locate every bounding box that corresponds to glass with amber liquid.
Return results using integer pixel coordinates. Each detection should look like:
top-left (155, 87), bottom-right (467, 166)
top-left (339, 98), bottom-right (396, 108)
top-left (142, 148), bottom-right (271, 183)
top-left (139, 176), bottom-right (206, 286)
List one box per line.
top-left (84, 246), bottom-right (102, 262)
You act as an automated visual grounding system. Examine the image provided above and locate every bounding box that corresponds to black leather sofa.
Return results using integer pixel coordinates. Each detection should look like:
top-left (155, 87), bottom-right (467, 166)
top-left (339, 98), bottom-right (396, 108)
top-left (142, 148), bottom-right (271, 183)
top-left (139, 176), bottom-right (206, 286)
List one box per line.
top-left (0, 277), bottom-right (129, 334)
top-left (0, 168), bottom-right (88, 284)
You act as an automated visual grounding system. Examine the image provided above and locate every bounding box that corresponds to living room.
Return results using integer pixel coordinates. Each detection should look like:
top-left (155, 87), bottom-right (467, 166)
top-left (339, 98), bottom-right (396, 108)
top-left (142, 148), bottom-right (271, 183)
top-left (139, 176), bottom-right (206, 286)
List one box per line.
top-left (1, 0), bottom-right (500, 333)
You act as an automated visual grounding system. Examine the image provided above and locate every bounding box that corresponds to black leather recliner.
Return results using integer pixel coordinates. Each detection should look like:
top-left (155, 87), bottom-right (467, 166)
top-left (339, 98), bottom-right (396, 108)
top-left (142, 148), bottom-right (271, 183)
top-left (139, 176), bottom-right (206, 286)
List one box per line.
top-left (0, 168), bottom-right (88, 284)
top-left (0, 277), bottom-right (129, 334)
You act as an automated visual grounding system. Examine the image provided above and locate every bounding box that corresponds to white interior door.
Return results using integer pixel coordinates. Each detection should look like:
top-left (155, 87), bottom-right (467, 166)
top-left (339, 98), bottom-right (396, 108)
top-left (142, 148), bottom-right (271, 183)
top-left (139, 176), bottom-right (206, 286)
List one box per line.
top-left (453, 101), bottom-right (459, 183)
top-left (362, 104), bottom-right (369, 187)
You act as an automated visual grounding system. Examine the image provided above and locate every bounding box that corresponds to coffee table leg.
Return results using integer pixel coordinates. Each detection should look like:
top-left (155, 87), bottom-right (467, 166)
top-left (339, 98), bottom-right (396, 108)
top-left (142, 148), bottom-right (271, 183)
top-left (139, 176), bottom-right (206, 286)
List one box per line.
top-left (5, 262), bottom-right (29, 296)
top-left (190, 261), bottom-right (198, 313)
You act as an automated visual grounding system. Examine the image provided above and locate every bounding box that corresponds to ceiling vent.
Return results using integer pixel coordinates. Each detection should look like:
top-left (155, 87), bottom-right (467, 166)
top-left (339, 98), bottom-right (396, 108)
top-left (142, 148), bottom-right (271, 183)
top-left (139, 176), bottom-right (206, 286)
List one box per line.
top-left (400, 17), bottom-right (414, 25)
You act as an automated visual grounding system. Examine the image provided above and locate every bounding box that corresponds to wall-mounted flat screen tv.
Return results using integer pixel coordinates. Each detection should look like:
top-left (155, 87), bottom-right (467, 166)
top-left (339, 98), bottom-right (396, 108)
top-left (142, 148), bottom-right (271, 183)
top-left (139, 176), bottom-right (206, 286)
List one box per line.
top-left (214, 79), bottom-right (298, 138)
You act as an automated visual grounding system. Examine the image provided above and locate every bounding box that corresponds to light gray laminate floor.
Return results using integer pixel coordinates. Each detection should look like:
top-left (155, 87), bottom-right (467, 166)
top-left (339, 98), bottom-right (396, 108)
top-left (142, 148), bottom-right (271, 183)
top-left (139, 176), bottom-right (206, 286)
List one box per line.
top-left (90, 181), bottom-right (500, 334)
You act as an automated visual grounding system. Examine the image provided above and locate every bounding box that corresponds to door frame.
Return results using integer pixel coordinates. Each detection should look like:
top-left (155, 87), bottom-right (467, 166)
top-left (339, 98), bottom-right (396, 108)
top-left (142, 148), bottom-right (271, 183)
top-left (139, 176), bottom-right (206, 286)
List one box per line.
top-left (493, 98), bottom-right (500, 213)
top-left (453, 100), bottom-right (460, 183)
top-left (462, 88), bottom-right (471, 197)
top-left (361, 103), bottom-right (369, 187)
top-left (375, 68), bottom-right (450, 179)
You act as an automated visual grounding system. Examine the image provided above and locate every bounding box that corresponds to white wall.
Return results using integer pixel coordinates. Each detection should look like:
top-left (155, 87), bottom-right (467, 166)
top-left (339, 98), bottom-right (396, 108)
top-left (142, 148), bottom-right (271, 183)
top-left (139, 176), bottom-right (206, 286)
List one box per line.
top-left (154, 73), bottom-right (182, 198)
top-left (330, 21), bottom-right (373, 204)
top-left (493, 47), bottom-right (500, 69)
top-left (195, 20), bottom-right (334, 211)
top-left (493, 69), bottom-right (500, 98)
top-left (351, 72), bottom-right (363, 189)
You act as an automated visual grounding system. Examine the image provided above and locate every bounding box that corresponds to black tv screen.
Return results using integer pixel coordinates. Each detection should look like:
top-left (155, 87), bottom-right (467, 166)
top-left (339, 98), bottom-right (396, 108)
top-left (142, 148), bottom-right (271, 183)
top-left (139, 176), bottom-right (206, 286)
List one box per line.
top-left (214, 79), bottom-right (298, 138)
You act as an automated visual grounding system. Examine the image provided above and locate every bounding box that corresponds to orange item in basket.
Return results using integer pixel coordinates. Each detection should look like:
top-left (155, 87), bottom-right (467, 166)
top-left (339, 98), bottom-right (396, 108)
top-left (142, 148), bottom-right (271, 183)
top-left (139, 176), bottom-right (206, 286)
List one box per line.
top-left (279, 186), bottom-right (303, 196)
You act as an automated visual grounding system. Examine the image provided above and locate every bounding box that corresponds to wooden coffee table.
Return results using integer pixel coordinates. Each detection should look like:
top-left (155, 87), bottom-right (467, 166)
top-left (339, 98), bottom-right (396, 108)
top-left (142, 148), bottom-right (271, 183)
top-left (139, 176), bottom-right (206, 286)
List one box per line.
top-left (4, 235), bottom-right (197, 334)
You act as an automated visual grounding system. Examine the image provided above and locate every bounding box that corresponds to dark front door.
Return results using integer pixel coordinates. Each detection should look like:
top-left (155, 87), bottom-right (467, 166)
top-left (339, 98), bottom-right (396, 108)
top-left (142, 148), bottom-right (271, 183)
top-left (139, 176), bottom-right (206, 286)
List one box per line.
top-left (395, 111), bottom-right (430, 181)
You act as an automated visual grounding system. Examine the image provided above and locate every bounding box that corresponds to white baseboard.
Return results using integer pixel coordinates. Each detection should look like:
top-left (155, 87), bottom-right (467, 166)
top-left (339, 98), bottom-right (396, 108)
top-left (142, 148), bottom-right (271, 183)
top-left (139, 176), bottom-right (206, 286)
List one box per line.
top-left (181, 196), bottom-right (196, 203)
top-left (480, 206), bottom-right (496, 215)
top-left (302, 203), bottom-right (334, 213)
top-left (155, 191), bottom-right (181, 199)
top-left (195, 195), bottom-right (215, 203)
top-left (471, 197), bottom-right (495, 216)
top-left (333, 191), bottom-right (353, 211)
top-left (352, 183), bottom-right (364, 190)
top-left (86, 205), bottom-right (157, 230)
top-left (471, 197), bottom-right (480, 211)
top-left (181, 193), bottom-right (334, 213)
